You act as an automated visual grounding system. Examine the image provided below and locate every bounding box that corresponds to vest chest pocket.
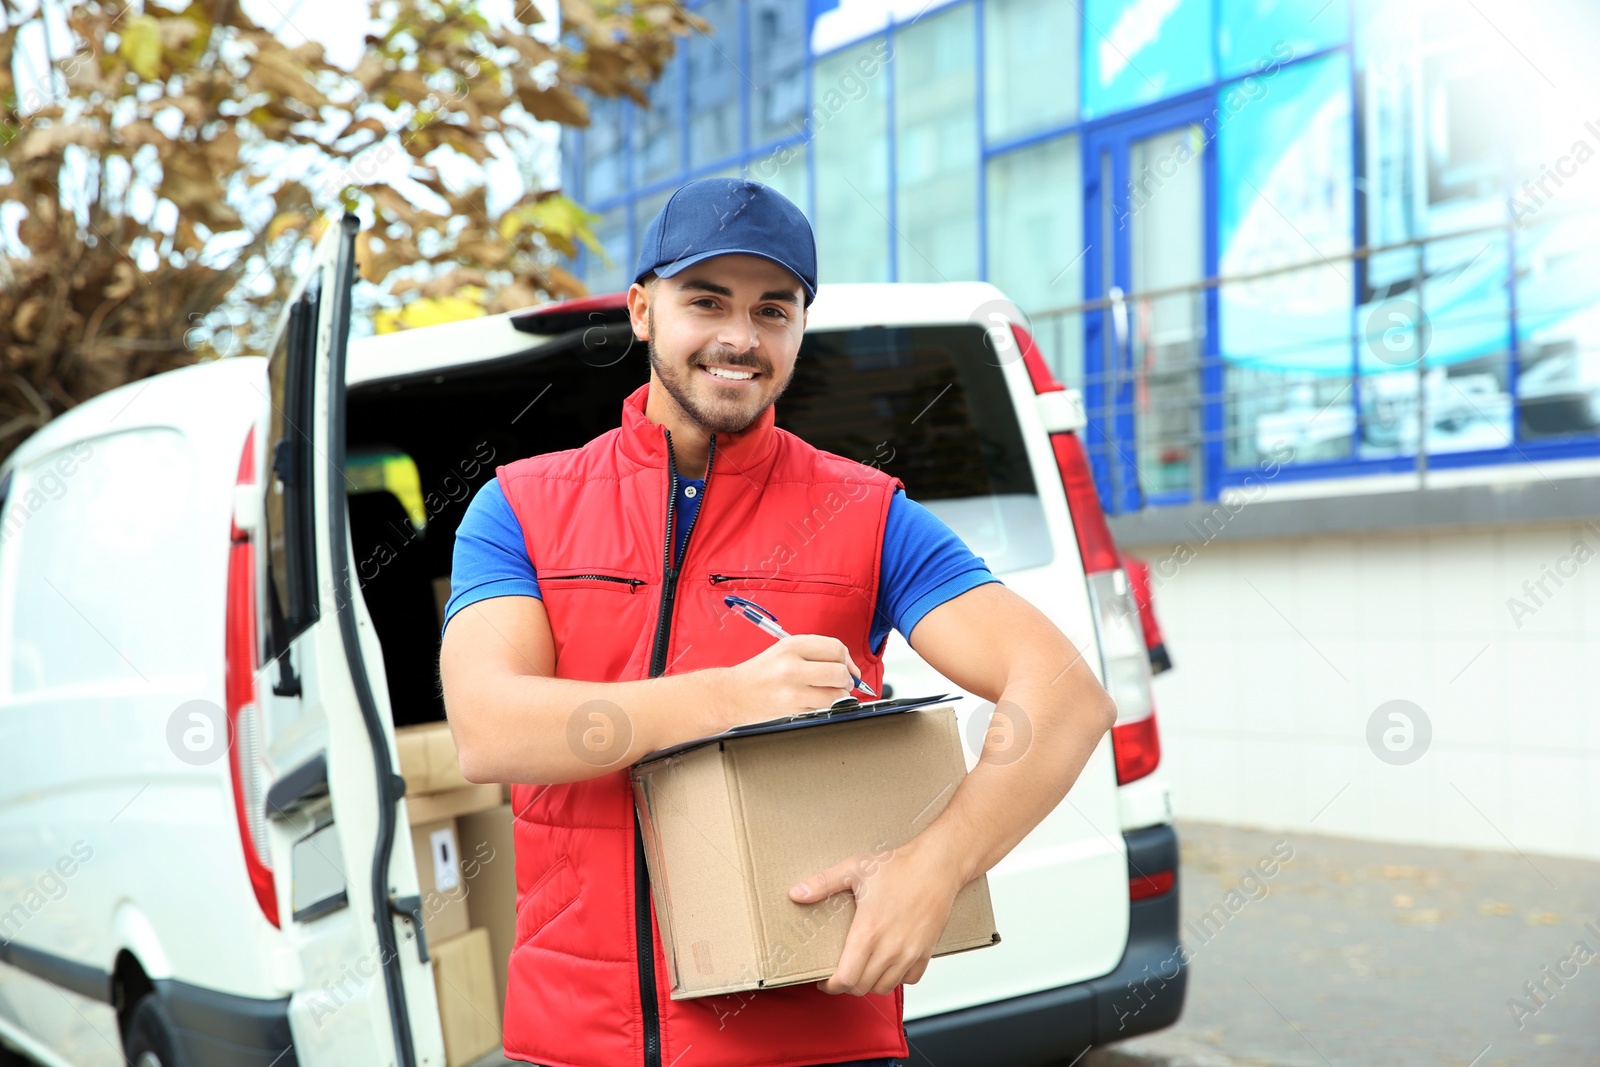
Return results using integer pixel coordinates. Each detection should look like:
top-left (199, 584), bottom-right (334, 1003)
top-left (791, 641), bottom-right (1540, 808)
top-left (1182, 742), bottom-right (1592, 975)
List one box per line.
top-left (706, 571), bottom-right (857, 598)
top-left (703, 571), bottom-right (871, 665)
top-left (541, 571), bottom-right (648, 593)
top-left (539, 569), bottom-right (654, 678)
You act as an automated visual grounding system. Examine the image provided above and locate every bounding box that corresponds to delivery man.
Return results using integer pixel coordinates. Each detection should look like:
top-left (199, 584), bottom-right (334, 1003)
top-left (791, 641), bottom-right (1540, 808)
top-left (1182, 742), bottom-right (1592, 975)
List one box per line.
top-left (439, 177), bottom-right (1117, 1067)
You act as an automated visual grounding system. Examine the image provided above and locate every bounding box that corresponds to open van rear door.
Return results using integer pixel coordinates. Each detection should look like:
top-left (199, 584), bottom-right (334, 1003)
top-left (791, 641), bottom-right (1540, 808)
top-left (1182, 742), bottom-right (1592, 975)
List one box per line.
top-left (249, 212), bottom-right (437, 1066)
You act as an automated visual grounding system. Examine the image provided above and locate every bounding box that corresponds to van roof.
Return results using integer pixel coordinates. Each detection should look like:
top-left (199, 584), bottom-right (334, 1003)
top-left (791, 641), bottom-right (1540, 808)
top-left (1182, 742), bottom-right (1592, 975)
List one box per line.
top-left (347, 281), bottom-right (1019, 387)
top-left (3, 354), bottom-right (265, 478)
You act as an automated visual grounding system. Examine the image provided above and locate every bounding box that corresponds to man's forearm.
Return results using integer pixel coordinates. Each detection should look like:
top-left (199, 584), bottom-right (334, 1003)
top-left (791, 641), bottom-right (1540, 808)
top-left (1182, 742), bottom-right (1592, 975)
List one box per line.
top-left (912, 662), bottom-right (1117, 887)
top-left (451, 669), bottom-right (734, 785)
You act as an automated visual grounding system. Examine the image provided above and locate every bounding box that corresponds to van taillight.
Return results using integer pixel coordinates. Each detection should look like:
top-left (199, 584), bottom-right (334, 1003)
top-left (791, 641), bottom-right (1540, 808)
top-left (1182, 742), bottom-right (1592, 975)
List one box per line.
top-left (227, 427), bottom-right (279, 928)
top-left (1015, 324), bottom-right (1161, 786)
top-left (1087, 565), bottom-right (1162, 785)
top-left (1049, 431), bottom-right (1121, 575)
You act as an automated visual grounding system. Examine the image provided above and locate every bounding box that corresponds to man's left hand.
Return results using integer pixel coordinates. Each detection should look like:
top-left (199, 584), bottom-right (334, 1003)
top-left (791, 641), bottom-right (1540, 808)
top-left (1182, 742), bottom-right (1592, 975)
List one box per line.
top-left (788, 836), bottom-right (966, 996)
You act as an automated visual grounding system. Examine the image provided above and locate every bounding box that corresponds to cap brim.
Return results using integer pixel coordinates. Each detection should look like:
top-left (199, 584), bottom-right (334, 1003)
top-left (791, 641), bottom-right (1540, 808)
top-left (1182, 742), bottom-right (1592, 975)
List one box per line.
top-left (653, 249), bottom-right (815, 301)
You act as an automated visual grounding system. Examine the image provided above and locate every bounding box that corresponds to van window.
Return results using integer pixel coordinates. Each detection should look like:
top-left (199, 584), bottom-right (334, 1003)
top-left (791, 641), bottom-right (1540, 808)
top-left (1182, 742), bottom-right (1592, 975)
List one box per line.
top-left (783, 324), bottom-right (1053, 574)
top-left (264, 291), bottom-right (320, 662)
top-left (5, 431), bottom-right (207, 695)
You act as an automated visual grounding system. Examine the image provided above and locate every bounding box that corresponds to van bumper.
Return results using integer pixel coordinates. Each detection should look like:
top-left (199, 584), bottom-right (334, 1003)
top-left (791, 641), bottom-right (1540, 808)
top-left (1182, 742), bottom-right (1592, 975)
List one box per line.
top-left (154, 979), bottom-right (299, 1067)
top-left (903, 823), bottom-right (1187, 1066)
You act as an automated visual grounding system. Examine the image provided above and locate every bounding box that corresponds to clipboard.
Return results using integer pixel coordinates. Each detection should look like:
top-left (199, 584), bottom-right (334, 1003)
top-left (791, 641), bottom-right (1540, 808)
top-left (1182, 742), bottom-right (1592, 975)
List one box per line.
top-left (634, 692), bottom-right (962, 764)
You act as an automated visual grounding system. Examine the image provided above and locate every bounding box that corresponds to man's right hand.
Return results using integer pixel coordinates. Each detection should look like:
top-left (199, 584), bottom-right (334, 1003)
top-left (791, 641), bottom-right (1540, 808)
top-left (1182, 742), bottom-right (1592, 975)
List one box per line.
top-left (715, 634), bottom-right (863, 729)
top-left (444, 596), bottom-right (866, 783)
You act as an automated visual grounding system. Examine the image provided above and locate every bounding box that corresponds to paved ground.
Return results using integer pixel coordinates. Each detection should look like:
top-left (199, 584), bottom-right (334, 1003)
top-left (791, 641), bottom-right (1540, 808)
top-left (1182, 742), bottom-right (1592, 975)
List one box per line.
top-left (10, 820), bottom-right (1594, 1067)
top-left (1085, 821), bottom-right (1600, 1067)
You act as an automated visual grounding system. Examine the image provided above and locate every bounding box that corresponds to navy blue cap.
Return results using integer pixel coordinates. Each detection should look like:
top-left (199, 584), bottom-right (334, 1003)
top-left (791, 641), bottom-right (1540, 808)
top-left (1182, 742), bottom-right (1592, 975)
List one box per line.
top-left (632, 178), bottom-right (817, 307)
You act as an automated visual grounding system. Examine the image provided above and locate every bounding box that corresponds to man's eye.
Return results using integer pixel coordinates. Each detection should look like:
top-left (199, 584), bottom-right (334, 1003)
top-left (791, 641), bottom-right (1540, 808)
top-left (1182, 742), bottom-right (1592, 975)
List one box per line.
top-left (763, 307), bottom-right (788, 319)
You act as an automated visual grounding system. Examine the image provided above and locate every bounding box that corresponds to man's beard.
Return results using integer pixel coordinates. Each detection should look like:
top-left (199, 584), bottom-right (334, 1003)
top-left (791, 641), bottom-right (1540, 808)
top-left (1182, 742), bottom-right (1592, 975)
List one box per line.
top-left (645, 307), bottom-right (796, 435)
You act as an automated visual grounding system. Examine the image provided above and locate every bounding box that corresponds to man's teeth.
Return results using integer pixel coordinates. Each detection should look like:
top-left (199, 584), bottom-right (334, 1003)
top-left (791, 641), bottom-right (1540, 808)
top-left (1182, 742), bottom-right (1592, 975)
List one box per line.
top-left (705, 366), bottom-right (755, 380)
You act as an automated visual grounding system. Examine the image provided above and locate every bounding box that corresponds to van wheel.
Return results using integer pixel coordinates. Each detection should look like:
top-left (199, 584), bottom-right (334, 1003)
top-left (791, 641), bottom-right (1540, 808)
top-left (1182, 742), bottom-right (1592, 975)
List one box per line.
top-left (123, 995), bottom-right (185, 1067)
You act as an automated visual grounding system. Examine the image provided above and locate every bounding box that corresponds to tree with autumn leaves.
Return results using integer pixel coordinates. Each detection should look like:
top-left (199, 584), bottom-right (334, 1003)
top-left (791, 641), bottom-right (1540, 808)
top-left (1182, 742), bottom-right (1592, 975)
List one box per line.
top-left (0, 0), bottom-right (705, 464)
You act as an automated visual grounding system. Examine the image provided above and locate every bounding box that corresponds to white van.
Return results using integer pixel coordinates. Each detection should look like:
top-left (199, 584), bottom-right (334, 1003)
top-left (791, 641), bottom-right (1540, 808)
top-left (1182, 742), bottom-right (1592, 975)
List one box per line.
top-left (0, 213), bottom-right (1184, 1067)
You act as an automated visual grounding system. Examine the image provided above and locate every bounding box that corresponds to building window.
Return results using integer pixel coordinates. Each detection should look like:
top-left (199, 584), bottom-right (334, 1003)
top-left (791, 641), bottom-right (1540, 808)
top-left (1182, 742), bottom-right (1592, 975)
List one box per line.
top-left (894, 2), bottom-right (979, 283)
top-left (748, 142), bottom-right (810, 220)
top-left (584, 94), bottom-right (627, 203)
top-left (1218, 53), bottom-right (1353, 470)
top-left (1356, 6), bottom-right (1522, 458)
top-left (749, 0), bottom-right (808, 148)
top-left (1218, 0), bottom-right (1346, 77)
top-left (986, 136), bottom-right (1084, 388)
top-left (633, 52), bottom-right (685, 187)
top-left (1082, 0), bottom-right (1216, 118)
top-left (632, 187), bottom-right (676, 263)
top-left (1518, 218), bottom-right (1600, 441)
top-left (689, 0), bottom-right (743, 169)
top-left (814, 37), bottom-right (892, 283)
top-left (984, 0), bottom-right (1080, 144)
top-left (586, 205), bottom-right (631, 295)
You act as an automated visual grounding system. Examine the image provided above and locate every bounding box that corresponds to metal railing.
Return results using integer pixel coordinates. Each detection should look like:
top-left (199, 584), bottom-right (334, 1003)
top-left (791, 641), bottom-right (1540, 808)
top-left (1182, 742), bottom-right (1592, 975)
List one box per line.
top-left (1008, 207), bottom-right (1600, 513)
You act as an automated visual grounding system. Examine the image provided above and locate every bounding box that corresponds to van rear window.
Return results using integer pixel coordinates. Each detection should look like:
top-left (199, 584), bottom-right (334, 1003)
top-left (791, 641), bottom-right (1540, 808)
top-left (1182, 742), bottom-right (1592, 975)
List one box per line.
top-left (779, 324), bottom-right (1052, 574)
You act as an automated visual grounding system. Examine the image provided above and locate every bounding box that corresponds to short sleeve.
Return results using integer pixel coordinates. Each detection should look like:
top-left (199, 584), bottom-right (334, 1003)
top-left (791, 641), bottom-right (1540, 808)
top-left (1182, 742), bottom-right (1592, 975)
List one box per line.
top-left (871, 488), bottom-right (1003, 654)
top-left (442, 478), bottom-right (541, 637)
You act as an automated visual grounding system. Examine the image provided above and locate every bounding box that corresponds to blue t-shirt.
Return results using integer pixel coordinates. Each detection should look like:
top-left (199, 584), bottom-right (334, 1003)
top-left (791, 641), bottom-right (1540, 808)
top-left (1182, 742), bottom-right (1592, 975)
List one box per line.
top-left (443, 478), bottom-right (1001, 655)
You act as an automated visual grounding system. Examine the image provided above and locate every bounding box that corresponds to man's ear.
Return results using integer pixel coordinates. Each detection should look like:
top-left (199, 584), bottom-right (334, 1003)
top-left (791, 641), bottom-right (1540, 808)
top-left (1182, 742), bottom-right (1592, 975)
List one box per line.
top-left (627, 282), bottom-right (650, 340)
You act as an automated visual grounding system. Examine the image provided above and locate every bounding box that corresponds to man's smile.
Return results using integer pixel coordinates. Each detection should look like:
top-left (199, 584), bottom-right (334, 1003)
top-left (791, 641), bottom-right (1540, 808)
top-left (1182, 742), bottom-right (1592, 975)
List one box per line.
top-left (698, 362), bottom-right (763, 386)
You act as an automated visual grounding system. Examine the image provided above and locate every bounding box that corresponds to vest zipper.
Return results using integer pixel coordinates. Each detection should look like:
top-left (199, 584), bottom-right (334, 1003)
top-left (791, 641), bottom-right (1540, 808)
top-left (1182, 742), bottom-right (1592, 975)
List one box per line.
top-left (543, 574), bottom-right (645, 590)
top-left (638, 428), bottom-right (716, 1067)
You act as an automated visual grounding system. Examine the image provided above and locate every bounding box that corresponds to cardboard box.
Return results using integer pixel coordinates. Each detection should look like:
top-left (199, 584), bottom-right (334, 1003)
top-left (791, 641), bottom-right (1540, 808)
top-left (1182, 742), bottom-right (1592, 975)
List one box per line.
top-left (431, 927), bottom-right (501, 1067)
top-left (457, 804), bottom-right (517, 1012)
top-left (407, 782), bottom-right (502, 825)
top-left (396, 721), bottom-right (474, 796)
top-left (410, 817), bottom-right (469, 944)
top-left (631, 703), bottom-right (1000, 999)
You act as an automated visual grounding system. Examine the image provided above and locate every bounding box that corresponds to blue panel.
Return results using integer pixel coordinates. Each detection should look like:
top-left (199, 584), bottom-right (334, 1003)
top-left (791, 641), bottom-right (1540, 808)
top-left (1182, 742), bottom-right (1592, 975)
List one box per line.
top-left (1216, 52), bottom-right (1352, 375)
top-left (1217, 0), bottom-right (1347, 77)
top-left (1082, 0), bottom-right (1216, 118)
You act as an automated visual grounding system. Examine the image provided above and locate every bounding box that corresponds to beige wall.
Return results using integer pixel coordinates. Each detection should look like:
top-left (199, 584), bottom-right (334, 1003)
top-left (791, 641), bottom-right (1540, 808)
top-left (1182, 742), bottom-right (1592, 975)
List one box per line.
top-left (1124, 519), bottom-right (1600, 861)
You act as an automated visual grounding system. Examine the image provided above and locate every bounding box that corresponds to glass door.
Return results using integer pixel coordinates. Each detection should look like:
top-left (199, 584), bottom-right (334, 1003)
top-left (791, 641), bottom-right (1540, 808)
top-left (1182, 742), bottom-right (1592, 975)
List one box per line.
top-left (1084, 98), bottom-right (1219, 513)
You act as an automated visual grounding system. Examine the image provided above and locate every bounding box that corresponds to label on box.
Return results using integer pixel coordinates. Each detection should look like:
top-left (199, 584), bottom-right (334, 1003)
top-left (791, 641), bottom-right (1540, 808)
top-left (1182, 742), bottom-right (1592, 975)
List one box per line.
top-left (431, 826), bottom-right (461, 893)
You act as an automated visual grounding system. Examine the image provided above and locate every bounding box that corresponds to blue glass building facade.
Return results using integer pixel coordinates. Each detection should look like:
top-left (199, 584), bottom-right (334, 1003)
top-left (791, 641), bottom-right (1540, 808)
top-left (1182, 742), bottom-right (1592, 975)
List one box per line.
top-left (560, 0), bottom-right (1600, 514)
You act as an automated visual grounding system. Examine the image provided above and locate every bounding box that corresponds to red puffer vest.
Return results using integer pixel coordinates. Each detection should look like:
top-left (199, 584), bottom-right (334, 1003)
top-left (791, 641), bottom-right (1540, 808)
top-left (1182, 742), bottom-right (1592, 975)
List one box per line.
top-left (495, 381), bottom-right (908, 1067)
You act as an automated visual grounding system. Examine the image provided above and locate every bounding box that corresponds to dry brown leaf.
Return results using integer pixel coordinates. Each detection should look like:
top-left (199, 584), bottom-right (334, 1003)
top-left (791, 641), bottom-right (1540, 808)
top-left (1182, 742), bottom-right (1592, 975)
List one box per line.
top-left (103, 261), bottom-right (139, 302)
top-left (419, 265), bottom-right (490, 298)
top-left (13, 297), bottom-right (46, 342)
top-left (506, 35), bottom-right (557, 67)
top-left (248, 45), bottom-right (331, 109)
top-left (516, 81), bottom-right (588, 126)
top-left (19, 124), bottom-right (105, 161)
